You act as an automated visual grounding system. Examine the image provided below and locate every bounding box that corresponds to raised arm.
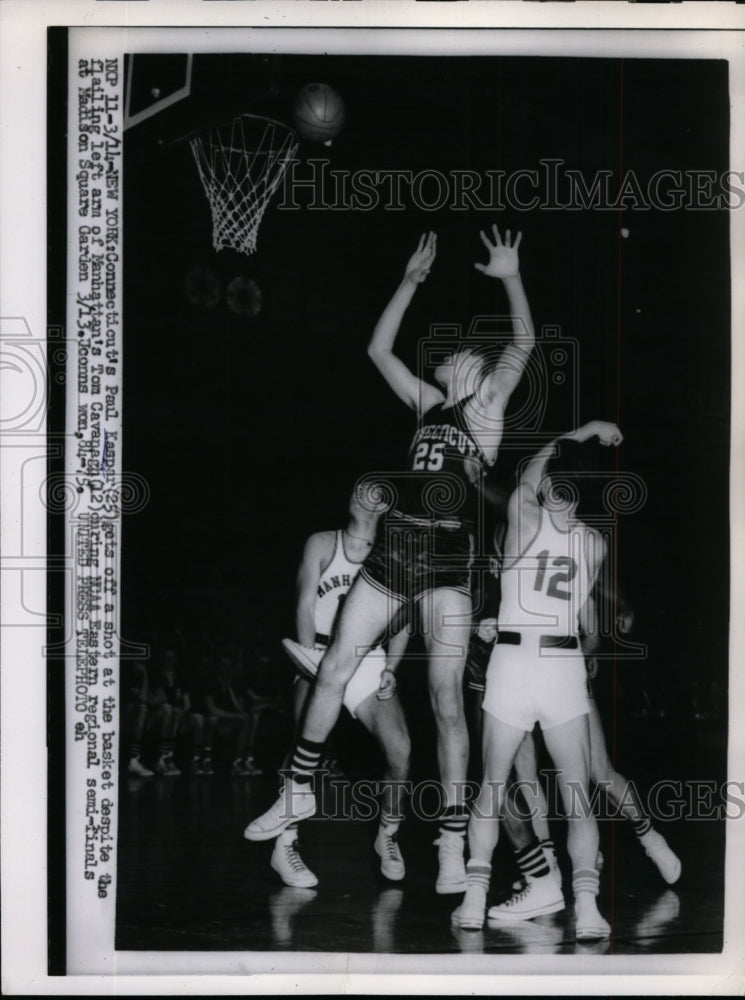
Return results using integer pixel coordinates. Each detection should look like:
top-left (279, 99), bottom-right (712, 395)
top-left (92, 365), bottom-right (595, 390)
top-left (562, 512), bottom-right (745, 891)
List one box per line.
top-left (519, 420), bottom-right (624, 498)
top-left (295, 532), bottom-right (332, 647)
top-left (476, 226), bottom-right (535, 405)
top-left (367, 232), bottom-right (443, 414)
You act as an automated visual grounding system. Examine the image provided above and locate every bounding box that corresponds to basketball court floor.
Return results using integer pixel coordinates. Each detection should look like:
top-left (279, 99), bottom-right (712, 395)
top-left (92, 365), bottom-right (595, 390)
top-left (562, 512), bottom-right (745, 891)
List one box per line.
top-left (115, 730), bottom-right (725, 957)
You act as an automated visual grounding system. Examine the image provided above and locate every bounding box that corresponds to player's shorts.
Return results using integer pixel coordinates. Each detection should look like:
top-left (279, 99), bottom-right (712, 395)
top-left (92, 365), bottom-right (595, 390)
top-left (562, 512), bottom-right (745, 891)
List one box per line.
top-left (342, 646), bottom-right (388, 719)
top-left (359, 512), bottom-right (473, 604)
top-left (464, 634), bottom-right (494, 694)
top-left (482, 630), bottom-right (590, 732)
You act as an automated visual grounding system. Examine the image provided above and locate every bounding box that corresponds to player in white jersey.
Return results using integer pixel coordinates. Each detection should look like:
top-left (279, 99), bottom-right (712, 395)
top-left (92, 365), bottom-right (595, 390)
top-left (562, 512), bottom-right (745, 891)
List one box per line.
top-left (452, 420), bottom-right (622, 940)
top-left (258, 483), bottom-right (412, 888)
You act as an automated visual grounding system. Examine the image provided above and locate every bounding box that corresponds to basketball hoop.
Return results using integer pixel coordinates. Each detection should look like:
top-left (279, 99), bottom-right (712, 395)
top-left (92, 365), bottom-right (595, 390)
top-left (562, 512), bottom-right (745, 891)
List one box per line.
top-left (190, 114), bottom-right (298, 256)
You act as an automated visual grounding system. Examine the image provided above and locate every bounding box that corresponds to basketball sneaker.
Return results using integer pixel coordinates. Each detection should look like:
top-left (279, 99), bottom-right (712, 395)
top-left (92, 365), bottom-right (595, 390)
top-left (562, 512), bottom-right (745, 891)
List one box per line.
top-left (127, 756), bottom-right (153, 777)
top-left (282, 639), bottom-right (323, 679)
top-left (511, 845), bottom-right (562, 892)
top-left (488, 876), bottom-right (565, 923)
top-left (574, 894), bottom-right (611, 942)
top-left (271, 831), bottom-right (318, 888)
top-left (374, 827), bottom-right (405, 881)
top-left (434, 831), bottom-right (467, 894)
top-left (450, 924), bottom-right (485, 952)
top-left (244, 778), bottom-right (316, 841)
top-left (639, 829), bottom-right (682, 885)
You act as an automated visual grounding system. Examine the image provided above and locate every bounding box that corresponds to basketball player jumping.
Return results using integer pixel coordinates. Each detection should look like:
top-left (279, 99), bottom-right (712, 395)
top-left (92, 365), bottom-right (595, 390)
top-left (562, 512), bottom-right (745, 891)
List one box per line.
top-left (265, 484), bottom-right (412, 888)
top-left (245, 225), bottom-right (535, 894)
top-left (452, 421), bottom-right (623, 939)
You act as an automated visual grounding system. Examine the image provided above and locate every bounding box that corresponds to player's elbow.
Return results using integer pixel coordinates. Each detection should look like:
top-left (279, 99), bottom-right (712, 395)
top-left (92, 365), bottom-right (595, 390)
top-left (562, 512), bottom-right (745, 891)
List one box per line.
top-left (367, 342), bottom-right (387, 367)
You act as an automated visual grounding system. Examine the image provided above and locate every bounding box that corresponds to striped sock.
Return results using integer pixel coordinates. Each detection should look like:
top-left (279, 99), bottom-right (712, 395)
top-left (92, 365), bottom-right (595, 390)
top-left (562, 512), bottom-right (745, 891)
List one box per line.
top-left (130, 742), bottom-right (141, 759)
top-left (466, 860), bottom-right (491, 889)
top-left (515, 838), bottom-right (551, 880)
top-left (540, 837), bottom-right (556, 857)
top-left (439, 804), bottom-right (469, 838)
top-left (632, 816), bottom-right (652, 838)
top-left (380, 814), bottom-right (402, 836)
top-left (291, 738), bottom-right (324, 785)
top-left (572, 867), bottom-right (600, 898)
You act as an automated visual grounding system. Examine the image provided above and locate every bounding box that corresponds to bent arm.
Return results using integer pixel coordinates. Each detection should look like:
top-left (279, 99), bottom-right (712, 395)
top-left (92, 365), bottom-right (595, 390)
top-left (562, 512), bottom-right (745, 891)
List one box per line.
top-left (519, 420), bottom-right (623, 496)
top-left (295, 532), bottom-right (331, 646)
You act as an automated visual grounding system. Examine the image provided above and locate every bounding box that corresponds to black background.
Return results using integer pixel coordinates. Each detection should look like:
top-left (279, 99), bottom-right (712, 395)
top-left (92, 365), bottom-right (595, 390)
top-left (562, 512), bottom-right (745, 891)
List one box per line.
top-left (121, 52), bottom-right (730, 721)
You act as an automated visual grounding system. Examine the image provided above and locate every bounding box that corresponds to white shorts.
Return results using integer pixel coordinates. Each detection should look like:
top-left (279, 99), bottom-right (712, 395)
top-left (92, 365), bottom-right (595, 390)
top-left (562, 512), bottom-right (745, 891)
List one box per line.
top-left (482, 634), bottom-right (590, 732)
top-left (342, 647), bottom-right (388, 718)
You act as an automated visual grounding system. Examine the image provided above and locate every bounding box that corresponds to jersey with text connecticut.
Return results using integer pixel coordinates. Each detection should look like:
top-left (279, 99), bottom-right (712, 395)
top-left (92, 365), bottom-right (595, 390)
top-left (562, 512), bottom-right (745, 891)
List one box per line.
top-left (398, 395), bottom-right (486, 528)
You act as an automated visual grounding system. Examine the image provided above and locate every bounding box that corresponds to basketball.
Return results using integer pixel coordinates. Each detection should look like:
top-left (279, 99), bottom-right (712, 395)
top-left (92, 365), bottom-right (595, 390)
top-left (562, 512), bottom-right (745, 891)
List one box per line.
top-left (292, 83), bottom-right (345, 144)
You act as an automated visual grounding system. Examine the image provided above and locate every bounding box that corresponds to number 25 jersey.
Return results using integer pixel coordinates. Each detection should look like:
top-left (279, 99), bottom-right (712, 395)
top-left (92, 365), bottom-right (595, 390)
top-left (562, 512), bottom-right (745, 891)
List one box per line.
top-left (400, 395), bottom-right (487, 529)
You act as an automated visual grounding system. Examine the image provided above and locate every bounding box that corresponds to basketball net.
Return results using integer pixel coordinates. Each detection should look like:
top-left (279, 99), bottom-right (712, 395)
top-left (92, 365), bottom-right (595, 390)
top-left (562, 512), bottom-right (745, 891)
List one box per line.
top-left (190, 114), bottom-right (298, 256)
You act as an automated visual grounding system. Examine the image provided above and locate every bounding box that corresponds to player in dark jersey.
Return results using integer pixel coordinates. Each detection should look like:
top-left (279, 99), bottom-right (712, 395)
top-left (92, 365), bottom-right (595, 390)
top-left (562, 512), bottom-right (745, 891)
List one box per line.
top-left (246, 226), bottom-right (535, 894)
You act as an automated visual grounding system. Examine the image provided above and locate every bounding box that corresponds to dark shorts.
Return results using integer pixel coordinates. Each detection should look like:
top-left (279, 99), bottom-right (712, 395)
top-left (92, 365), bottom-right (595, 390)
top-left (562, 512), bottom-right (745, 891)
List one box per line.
top-left (359, 513), bottom-right (473, 604)
top-left (464, 634), bottom-right (494, 694)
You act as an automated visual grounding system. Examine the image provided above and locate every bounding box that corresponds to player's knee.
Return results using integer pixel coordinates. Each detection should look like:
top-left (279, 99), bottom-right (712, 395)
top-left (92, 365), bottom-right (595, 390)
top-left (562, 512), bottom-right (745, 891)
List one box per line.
top-left (316, 653), bottom-right (356, 692)
top-left (430, 683), bottom-right (464, 729)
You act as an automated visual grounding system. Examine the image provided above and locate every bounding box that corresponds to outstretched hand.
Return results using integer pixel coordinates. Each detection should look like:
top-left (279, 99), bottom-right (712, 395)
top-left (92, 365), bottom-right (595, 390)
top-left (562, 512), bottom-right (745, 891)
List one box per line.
top-left (593, 421), bottom-right (623, 447)
top-left (474, 224), bottom-right (522, 279)
top-left (405, 231), bottom-right (437, 284)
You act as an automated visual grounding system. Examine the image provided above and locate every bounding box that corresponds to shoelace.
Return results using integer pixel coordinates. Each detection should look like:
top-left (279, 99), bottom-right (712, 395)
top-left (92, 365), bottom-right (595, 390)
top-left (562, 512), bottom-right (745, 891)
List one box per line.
top-left (502, 883), bottom-right (532, 908)
top-left (382, 833), bottom-right (400, 860)
top-left (285, 842), bottom-right (307, 872)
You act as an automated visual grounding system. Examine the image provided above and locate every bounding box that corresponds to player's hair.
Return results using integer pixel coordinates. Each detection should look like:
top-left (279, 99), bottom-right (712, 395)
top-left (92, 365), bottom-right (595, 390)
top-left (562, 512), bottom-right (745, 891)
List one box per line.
top-left (542, 438), bottom-right (610, 523)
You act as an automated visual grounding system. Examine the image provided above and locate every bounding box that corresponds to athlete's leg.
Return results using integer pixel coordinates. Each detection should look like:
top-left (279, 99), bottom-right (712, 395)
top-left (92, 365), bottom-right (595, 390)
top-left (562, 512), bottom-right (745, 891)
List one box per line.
top-left (451, 711), bottom-right (525, 928)
top-left (245, 577), bottom-right (401, 840)
top-left (500, 731), bottom-right (559, 890)
top-left (588, 697), bottom-right (681, 883)
top-left (356, 693), bottom-right (411, 817)
top-left (541, 713), bottom-right (609, 939)
top-left (357, 692), bottom-right (411, 881)
top-left (302, 577), bottom-right (402, 745)
top-left (419, 586), bottom-right (472, 892)
top-left (419, 588), bottom-right (470, 800)
top-left (512, 731), bottom-right (552, 844)
top-left (293, 676), bottom-right (312, 727)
